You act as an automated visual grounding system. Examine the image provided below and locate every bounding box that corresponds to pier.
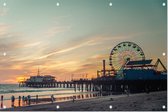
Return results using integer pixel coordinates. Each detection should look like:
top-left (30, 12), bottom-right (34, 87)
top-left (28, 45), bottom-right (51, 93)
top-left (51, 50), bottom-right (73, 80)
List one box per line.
top-left (19, 41), bottom-right (167, 93)
top-left (19, 59), bottom-right (167, 93)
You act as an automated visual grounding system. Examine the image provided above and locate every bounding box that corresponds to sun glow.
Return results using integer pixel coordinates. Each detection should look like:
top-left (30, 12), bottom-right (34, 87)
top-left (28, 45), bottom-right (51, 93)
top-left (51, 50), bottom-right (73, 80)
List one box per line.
top-left (16, 76), bottom-right (28, 82)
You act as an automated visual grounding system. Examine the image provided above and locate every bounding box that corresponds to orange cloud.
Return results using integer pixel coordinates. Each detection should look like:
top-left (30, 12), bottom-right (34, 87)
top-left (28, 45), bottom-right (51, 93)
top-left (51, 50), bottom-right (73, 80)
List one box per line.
top-left (38, 40), bottom-right (94, 59)
top-left (23, 41), bottom-right (41, 47)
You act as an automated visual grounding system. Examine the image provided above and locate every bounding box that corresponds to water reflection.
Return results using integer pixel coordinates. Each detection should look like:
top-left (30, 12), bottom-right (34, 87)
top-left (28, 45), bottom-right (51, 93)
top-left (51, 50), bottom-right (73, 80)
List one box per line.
top-left (0, 92), bottom-right (100, 109)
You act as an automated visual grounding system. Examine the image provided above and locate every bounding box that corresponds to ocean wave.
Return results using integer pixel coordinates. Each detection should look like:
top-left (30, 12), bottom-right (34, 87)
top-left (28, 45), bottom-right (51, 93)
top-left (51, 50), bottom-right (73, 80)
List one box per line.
top-left (0, 88), bottom-right (72, 94)
top-left (0, 89), bottom-right (43, 94)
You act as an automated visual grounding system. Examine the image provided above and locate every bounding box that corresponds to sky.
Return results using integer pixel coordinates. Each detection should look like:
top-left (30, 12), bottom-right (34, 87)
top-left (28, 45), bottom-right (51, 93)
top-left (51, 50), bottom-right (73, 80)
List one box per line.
top-left (0, 0), bottom-right (167, 83)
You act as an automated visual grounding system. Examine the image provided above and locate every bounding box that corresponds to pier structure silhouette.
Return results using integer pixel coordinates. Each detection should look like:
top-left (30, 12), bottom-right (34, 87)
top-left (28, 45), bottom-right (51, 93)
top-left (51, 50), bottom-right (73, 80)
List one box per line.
top-left (19, 41), bottom-right (167, 93)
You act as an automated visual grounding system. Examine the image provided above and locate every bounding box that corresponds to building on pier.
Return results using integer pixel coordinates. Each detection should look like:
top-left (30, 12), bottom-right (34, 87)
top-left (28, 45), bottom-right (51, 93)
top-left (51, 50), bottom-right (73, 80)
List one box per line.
top-left (19, 68), bottom-right (57, 87)
top-left (19, 75), bottom-right (57, 88)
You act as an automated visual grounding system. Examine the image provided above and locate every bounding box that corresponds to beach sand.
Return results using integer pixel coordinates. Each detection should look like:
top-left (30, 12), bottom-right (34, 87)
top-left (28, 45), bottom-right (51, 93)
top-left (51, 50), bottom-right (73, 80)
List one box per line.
top-left (2, 91), bottom-right (167, 111)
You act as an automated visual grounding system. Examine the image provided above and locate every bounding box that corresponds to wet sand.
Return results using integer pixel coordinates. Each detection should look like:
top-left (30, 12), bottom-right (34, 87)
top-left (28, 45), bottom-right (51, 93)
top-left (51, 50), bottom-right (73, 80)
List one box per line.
top-left (2, 91), bottom-right (167, 111)
top-left (0, 91), bottom-right (98, 108)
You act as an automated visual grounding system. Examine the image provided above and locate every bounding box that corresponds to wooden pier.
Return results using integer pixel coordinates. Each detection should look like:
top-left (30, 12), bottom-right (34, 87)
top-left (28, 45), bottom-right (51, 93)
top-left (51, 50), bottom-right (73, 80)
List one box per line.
top-left (19, 59), bottom-right (167, 93)
top-left (19, 77), bottom-right (167, 94)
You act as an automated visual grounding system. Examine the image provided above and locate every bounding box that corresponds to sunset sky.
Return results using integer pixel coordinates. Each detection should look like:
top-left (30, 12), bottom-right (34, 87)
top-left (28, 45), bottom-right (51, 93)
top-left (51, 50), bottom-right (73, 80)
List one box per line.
top-left (0, 0), bottom-right (167, 83)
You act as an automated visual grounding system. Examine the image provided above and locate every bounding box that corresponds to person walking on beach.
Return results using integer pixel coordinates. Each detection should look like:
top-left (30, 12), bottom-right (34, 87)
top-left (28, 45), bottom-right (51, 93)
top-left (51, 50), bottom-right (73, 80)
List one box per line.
top-left (72, 95), bottom-right (75, 102)
top-left (36, 95), bottom-right (38, 104)
top-left (1, 95), bottom-right (3, 108)
top-left (124, 85), bottom-right (130, 96)
top-left (11, 95), bottom-right (15, 107)
top-left (18, 96), bottom-right (21, 107)
top-left (145, 86), bottom-right (150, 94)
top-left (51, 94), bottom-right (55, 103)
top-left (24, 96), bottom-right (27, 105)
top-left (127, 89), bottom-right (130, 96)
top-left (124, 88), bottom-right (130, 96)
top-left (22, 96), bottom-right (25, 105)
top-left (27, 95), bottom-right (31, 105)
top-left (99, 89), bottom-right (102, 96)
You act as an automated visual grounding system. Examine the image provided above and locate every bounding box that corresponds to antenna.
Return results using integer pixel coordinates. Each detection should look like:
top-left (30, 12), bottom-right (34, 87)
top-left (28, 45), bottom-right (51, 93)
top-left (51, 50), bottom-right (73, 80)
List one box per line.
top-left (71, 74), bottom-right (74, 81)
top-left (37, 67), bottom-right (40, 76)
top-left (103, 60), bottom-right (106, 76)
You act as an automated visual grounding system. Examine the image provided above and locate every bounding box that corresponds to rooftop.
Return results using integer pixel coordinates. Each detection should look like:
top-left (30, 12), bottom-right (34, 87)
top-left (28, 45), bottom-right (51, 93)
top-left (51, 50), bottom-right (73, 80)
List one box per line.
top-left (126, 59), bottom-right (153, 66)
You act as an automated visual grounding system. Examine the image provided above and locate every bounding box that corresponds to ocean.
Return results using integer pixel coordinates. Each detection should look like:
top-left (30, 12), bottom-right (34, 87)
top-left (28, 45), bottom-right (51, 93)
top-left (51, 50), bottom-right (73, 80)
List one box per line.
top-left (0, 84), bottom-right (76, 100)
top-left (0, 84), bottom-right (97, 109)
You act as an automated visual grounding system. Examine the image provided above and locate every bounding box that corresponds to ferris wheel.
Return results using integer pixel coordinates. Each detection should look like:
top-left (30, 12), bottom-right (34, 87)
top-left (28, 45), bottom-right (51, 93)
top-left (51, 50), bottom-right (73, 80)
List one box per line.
top-left (109, 41), bottom-right (145, 71)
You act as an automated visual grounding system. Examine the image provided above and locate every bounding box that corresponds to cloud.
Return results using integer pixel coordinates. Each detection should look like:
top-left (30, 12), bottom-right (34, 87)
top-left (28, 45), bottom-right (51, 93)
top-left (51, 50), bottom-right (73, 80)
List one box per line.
top-left (0, 23), bottom-right (147, 83)
top-left (71, 63), bottom-right (98, 79)
top-left (46, 61), bottom-right (79, 71)
top-left (80, 63), bottom-right (96, 69)
top-left (88, 54), bottom-right (109, 61)
top-left (37, 33), bottom-right (133, 60)
top-left (56, 40), bottom-right (93, 53)
top-left (43, 26), bottom-right (70, 38)
top-left (38, 40), bottom-right (94, 59)
top-left (23, 41), bottom-right (41, 47)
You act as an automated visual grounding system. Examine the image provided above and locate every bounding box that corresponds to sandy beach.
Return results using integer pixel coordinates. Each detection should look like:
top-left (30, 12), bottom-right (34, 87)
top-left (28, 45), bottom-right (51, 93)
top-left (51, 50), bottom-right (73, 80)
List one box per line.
top-left (2, 91), bottom-right (167, 111)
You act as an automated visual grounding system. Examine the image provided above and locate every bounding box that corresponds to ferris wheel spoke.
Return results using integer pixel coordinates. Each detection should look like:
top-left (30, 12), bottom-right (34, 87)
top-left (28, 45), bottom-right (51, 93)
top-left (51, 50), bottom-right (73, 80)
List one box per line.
top-left (110, 41), bottom-right (145, 71)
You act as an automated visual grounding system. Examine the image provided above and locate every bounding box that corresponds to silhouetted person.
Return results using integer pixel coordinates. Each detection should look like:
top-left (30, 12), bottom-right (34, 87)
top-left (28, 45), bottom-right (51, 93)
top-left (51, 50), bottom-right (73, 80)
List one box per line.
top-left (51, 95), bottom-right (55, 103)
top-left (99, 89), bottom-right (102, 96)
top-left (124, 86), bottom-right (130, 96)
top-left (72, 96), bottom-right (75, 102)
top-left (11, 95), bottom-right (15, 107)
top-left (125, 89), bottom-right (130, 96)
top-left (145, 86), bottom-right (150, 94)
top-left (127, 89), bottom-right (130, 96)
top-left (36, 95), bottom-right (38, 104)
top-left (27, 95), bottom-right (31, 105)
top-left (1, 95), bottom-right (3, 108)
top-left (22, 96), bottom-right (25, 106)
top-left (18, 96), bottom-right (21, 107)
top-left (24, 96), bottom-right (27, 105)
